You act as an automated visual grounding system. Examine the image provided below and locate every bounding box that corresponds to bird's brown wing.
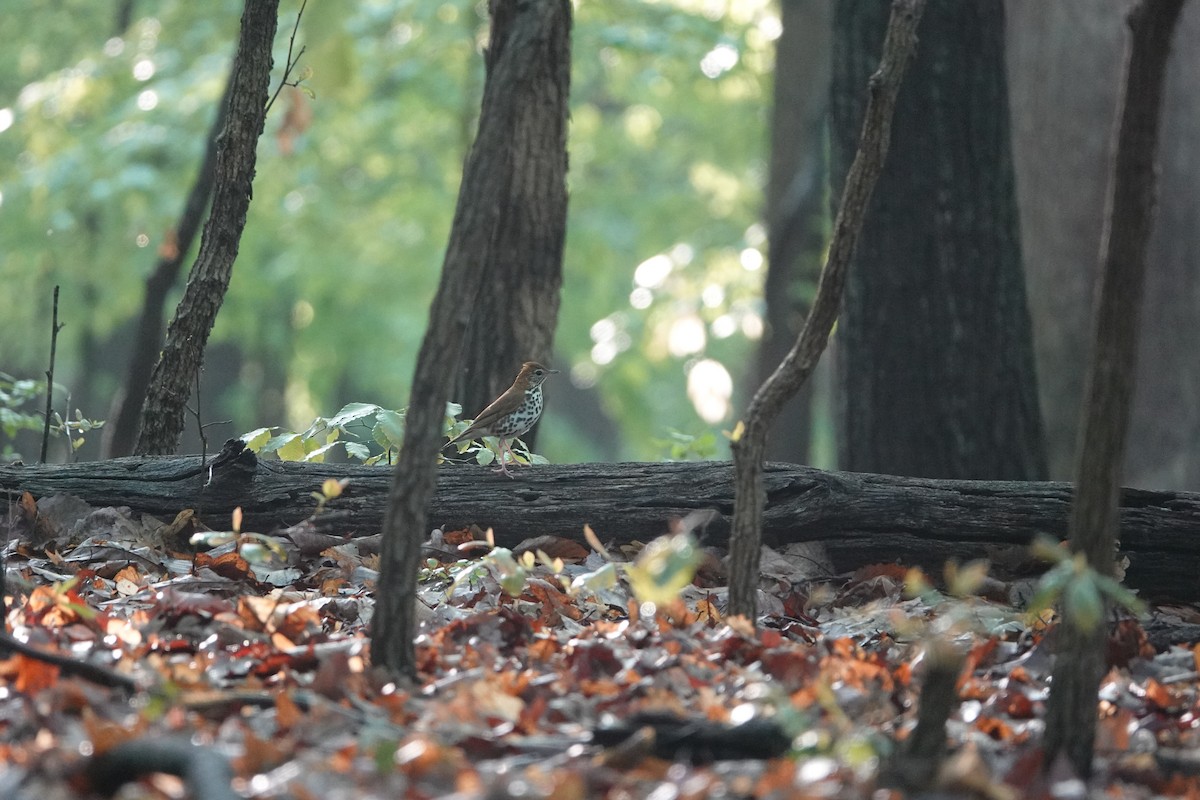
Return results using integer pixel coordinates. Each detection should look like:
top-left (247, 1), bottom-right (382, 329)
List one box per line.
top-left (447, 389), bottom-right (520, 444)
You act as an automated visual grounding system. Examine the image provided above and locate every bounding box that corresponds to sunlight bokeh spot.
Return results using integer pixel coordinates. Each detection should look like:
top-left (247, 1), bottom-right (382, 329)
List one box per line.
top-left (292, 300), bottom-right (315, 330)
top-left (744, 222), bottom-right (767, 247)
top-left (629, 287), bottom-right (652, 310)
top-left (702, 284), bottom-right (725, 307)
top-left (669, 242), bottom-right (695, 265)
top-left (634, 253), bottom-right (672, 288)
top-left (137, 90), bottom-right (158, 111)
top-left (700, 44), bottom-right (739, 79)
top-left (739, 247), bottom-right (763, 271)
top-left (712, 314), bottom-right (737, 339)
top-left (591, 340), bottom-right (618, 366)
top-left (741, 312), bottom-right (764, 340)
top-left (590, 317), bottom-right (616, 343)
top-left (133, 59), bottom-right (156, 81)
top-left (571, 361), bottom-right (598, 389)
top-left (284, 190), bottom-right (305, 213)
top-left (687, 358), bottom-right (733, 423)
top-left (623, 104), bottom-right (662, 147)
top-left (668, 314), bottom-right (706, 357)
top-left (0, 108), bottom-right (11, 134)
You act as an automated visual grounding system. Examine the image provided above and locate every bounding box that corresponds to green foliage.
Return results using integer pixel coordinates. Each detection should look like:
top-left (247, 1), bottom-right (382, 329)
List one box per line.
top-left (623, 531), bottom-right (702, 606)
top-left (1025, 536), bottom-right (1144, 632)
top-left (653, 428), bottom-right (718, 461)
top-left (0, 373), bottom-right (45, 443)
top-left (0, 372), bottom-right (104, 459)
top-left (241, 400), bottom-right (552, 468)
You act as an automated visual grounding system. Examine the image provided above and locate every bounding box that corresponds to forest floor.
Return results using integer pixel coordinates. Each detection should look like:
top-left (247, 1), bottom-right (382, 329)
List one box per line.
top-left (2, 489), bottom-right (1199, 799)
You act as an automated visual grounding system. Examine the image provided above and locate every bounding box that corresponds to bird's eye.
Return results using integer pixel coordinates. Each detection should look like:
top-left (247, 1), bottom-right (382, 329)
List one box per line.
top-left (534, 369), bottom-right (543, 376)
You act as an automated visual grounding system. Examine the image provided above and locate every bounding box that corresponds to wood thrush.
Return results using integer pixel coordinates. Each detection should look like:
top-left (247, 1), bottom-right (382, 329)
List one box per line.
top-left (446, 361), bottom-right (558, 477)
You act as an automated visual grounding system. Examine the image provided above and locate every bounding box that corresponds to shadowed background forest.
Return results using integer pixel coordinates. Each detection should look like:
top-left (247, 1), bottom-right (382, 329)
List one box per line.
top-left (1, 0), bottom-right (1197, 490)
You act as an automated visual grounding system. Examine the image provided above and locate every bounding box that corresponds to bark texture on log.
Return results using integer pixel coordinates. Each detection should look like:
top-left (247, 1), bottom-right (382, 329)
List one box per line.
top-left (3, 458), bottom-right (1198, 599)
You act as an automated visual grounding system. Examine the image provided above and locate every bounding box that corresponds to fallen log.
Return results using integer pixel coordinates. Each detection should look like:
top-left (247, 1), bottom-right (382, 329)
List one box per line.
top-left (2, 452), bottom-right (1198, 598)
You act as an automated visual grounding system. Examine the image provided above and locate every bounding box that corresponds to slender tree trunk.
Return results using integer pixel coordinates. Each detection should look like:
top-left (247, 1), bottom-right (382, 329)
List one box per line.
top-left (1043, 0), bottom-right (1185, 777)
top-left (450, 0), bottom-right (570, 450)
top-left (757, 0), bottom-right (832, 464)
top-left (135, 0), bottom-right (278, 455)
top-left (833, 0), bottom-right (1046, 482)
top-left (727, 0), bottom-right (925, 620)
top-left (105, 73), bottom-right (233, 457)
top-left (371, 0), bottom-right (572, 678)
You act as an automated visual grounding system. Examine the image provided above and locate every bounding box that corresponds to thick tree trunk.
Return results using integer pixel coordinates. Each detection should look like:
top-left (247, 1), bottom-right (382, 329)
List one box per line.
top-left (450, 0), bottom-right (570, 450)
top-left (4, 458), bottom-right (1200, 599)
top-left (1007, 1), bottom-right (1200, 491)
top-left (1005, 1), bottom-right (1124, 482)
top-left (135, 0), bottom-right (278, 455)
top-left (372, 0), bottom-right (572, 678)
top-left (1126, 3), bottom-right (1200, 491)
top-left (832, 0), bottom-right (1046, 481)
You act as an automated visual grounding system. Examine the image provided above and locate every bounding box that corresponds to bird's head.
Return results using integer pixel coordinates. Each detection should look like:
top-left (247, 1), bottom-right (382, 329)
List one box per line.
top-left (518, 361), bottom-right (558, 389)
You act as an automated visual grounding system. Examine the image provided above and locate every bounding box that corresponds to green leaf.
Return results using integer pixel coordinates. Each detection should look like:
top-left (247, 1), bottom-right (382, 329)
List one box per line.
top-left (303, 440), bottom-right (343, 462)
top-left (344, 441), bottom-right (371, 461)
top-left (624, 532), bottom-right (700, 606)
top-left (190, 531), bottom-right (238, 547)
top-left (374, 409), bottom-right (405, 448)
top-left (327, 402), bottom-right (381, 429)
top-left (1064, 574), bottom-right (1104, 632)
top-left (262, 432), bottom-right (300, 456)
top-left (276, 434), bottom-right (311, 462)
top-left (300, 415), bottom-right (332, 440)
top-left (476, 447), bottom-right (495, 466)
top-left (569, 562), bottom-right (618, 596)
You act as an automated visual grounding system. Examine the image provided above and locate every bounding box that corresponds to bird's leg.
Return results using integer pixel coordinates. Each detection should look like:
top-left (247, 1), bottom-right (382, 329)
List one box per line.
top-left (492, 438), bottom-right (516, 478)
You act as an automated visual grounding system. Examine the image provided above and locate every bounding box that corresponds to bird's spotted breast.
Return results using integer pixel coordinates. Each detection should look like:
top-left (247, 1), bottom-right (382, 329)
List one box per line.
top-left (492, 386), bottom-right (543, 437)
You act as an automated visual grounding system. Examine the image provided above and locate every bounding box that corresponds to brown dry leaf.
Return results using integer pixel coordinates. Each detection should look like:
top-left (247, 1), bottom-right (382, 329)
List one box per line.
top-left (207, 551), bottom-right (252, 581)
top-left (936, 741), bottom-right (1016, 800)
top-left (13, 652), bottom-right (59, 693)
top-left (82, 707), bottom-right (146, 754)
top-left (275, 690), bottom-right (304, 731)
top-left (236, 725), bottom-right (290, 774)
top-left (513, 535), bottom-right (589, 561)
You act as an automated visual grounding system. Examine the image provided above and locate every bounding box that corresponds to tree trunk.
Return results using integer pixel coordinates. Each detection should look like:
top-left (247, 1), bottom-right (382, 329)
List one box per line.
top-left (134, 0), bottom-right (278, 455)
top-left (1007, 1), bottom-right (1200, 491)
top-left (450, 0), bottom-right (570, 450)
top-left (728, 0), bottom-right (925, 619)
top-left (1127, 2), bottom-right (1200, 490)
top-left (1005, 1), bottom-right (1125, 482)
top-left (756, 0), bottom-right (832, 464)
top-left (1043, 0), bottom-right (1185, 777)
top-left (832, 0), bottom-right (1046, 482)
top-left (372, 0), bottom-right (572, 678)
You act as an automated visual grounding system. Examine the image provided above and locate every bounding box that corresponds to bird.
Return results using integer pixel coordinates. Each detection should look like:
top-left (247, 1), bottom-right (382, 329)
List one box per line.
top-left (445, 361), bottom-right (558, 478)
